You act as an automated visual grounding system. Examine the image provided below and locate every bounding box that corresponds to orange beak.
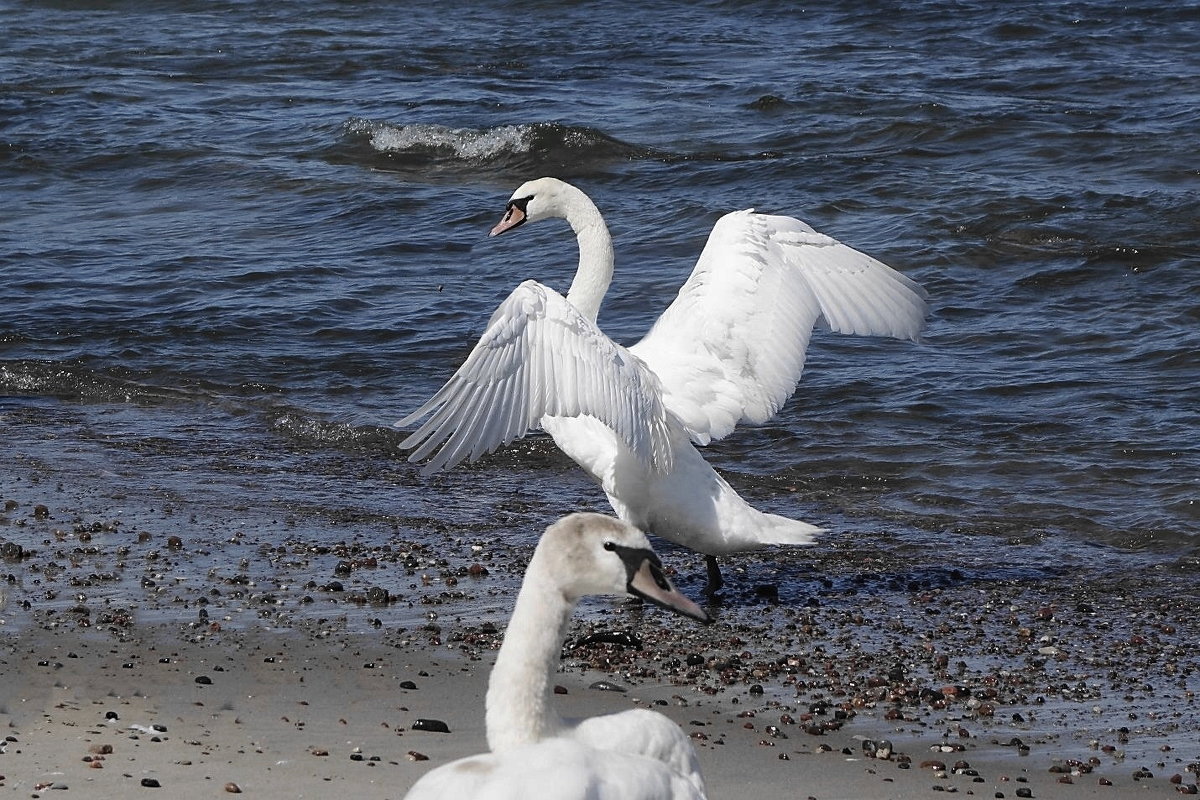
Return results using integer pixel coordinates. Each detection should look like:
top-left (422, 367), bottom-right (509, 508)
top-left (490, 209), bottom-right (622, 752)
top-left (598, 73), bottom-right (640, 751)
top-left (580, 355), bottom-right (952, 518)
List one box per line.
top-left (489, 202), bottom-right (527, 237)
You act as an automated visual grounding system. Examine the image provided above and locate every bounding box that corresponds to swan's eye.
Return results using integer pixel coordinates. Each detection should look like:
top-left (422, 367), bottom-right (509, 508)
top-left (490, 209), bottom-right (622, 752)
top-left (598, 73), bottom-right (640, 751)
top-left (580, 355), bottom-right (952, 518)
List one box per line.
top-left (603, 541), bottom-right (616, 552)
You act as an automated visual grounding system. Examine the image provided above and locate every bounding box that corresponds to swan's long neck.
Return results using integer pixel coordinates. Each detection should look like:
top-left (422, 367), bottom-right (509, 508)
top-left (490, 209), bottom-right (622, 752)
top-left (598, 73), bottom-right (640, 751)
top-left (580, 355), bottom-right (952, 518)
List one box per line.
top-left (559, 185), bottom-right (614, 324)
top-left (485, 552), bottom-right (575, 752)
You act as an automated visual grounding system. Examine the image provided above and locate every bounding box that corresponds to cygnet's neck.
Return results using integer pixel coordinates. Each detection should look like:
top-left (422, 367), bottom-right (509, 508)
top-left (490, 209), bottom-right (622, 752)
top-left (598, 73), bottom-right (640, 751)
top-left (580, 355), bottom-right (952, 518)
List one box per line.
top-left (558, 184), bottom-right (614, 324)
top-left (484, 554), bottom-right (575, 752)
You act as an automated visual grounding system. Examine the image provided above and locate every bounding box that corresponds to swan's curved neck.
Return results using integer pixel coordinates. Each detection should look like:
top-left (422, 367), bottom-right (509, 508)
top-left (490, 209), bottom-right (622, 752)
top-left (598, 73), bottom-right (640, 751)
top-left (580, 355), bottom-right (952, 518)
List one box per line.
top-left (559, 185), bottom-right (614, 324)
top-left (485, 552), bottom-right (574, 752)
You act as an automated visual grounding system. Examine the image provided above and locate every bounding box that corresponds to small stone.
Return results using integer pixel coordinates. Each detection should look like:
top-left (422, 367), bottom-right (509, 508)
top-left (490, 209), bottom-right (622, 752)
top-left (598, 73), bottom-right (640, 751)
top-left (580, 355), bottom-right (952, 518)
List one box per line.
top-left (311, 748), bottom-right (329, 757)
top-left (89, 744), bottom-right (114, 754)
top-left (589, 680), bottom-right (626, 693)
top-left (141, 777), bottom-right (162, 787)
top-left (407, 751), bottom-right (429, 761)
top-left (224, 783), bottom-right (242, 794)
top-left (399, 680), bottom-right (418, 690)
top-left (105, 711), bottom-right (119, 720)
top-left (412, 718), bottom-right (450, 733)
top-left (195, 675), bottom-right (212, 685)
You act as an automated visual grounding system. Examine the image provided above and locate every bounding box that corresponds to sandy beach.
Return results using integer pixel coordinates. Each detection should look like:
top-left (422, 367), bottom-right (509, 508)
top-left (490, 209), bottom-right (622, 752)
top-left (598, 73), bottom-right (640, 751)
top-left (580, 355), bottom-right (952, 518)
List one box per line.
top-left (2, 480), bottom-right (1198, 800)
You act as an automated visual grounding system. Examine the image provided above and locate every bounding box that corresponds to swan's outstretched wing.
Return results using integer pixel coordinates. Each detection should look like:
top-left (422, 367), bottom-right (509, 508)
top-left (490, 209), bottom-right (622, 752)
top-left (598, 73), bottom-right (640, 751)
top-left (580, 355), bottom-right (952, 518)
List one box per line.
top-left (629, 210), bottom-right (928, 443)
top-left (398, 280), bottom-right (673, 474)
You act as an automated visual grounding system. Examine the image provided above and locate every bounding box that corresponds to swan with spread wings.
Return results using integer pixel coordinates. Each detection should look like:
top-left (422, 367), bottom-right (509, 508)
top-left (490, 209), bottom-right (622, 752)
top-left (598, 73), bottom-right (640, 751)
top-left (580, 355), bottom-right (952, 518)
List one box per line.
top-left (398, 178), bottom-right (928, 590)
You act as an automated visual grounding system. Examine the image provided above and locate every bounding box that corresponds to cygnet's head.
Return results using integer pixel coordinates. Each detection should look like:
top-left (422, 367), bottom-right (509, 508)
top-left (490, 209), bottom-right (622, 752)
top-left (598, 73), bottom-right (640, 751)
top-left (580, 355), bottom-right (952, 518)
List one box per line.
top-left (489, 177), bottom-right (574, 236)
top-left (537, 512), bottom-right (710, 623)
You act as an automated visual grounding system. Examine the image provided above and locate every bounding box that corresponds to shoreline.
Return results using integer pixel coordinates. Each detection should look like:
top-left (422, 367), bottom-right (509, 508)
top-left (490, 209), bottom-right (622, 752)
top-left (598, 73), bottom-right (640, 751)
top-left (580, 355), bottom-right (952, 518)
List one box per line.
top-left (3, 482), bottom-right (1199, 798)
top-left (2, 618), bottom-right (1196, 799)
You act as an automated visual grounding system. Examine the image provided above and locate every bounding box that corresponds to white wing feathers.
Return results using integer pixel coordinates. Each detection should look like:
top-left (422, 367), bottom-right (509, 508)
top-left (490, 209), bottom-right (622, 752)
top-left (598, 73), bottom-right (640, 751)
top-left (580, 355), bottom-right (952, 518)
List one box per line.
top-left (398, 280), bottom-right (674, 474)
top-left (630, 210), bottom-right (928, 443)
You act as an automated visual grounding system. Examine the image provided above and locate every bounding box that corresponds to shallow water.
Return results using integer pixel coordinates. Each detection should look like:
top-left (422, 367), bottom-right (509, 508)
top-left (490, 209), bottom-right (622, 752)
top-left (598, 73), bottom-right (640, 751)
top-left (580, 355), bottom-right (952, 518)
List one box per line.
top-left (3, 0), bottom-right (1198, 609)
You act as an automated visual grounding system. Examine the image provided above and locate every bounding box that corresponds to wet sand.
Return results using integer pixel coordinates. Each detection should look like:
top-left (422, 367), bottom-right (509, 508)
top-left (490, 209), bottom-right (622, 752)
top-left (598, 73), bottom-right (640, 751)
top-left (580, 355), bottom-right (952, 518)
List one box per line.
top-left (2, 485), bottom-right (1198, 799)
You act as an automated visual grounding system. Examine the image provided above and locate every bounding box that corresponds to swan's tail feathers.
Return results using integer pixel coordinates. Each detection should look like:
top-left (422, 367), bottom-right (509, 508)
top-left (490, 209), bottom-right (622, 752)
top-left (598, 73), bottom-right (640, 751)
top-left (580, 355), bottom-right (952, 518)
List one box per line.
top-left (755, 513), bottom-right (824, 547)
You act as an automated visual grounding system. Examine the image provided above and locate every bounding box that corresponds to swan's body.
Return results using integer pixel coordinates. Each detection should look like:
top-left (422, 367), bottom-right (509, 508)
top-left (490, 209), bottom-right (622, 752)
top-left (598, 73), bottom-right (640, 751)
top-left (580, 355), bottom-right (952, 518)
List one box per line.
top-left (403, 512), bottom-right (710, 800)
top-left (399, 178), bottom-right (928, 586)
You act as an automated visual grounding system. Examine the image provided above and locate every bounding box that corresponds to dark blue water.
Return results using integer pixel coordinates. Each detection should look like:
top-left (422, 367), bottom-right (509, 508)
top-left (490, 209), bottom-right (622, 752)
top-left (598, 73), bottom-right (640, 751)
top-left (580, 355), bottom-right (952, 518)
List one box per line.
top-left (3, 0), bottom-right (1198, 610)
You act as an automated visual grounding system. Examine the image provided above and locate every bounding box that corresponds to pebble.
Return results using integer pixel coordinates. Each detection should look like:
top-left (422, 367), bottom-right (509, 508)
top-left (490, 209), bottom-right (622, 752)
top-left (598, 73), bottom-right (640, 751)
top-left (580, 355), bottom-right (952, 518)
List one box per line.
top-left (589, 680), bottom-right (626, 693)
top-left (141, 777), bottom-right (162, 788)
top-left (412, 718), bottom-right (451, 733)
top-left (224, 783), bottom-right (242, 794)
top-left (407, 751), bottom-right (429, 761)
top-left (576, 631), bottom-right (642, 649)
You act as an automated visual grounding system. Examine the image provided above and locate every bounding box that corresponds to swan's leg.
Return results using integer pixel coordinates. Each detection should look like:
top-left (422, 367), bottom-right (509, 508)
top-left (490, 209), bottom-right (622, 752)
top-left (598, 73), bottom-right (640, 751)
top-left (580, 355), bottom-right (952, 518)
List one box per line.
top-left (704, 556), bottom-right (724, 596)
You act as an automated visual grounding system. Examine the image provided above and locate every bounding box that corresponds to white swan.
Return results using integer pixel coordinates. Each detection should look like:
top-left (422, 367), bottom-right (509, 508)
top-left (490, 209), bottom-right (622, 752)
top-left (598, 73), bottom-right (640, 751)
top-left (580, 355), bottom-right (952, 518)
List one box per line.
top-left (403, 512), bottom-right (711, 800)
top-left (399, 178), bottom-right (928, 589)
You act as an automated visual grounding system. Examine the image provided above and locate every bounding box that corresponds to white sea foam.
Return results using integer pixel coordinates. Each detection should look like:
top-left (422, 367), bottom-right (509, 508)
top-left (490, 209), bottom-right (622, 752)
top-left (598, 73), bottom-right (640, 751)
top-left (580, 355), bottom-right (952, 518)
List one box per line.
top-left (346, 119), bottom-right (532, 160)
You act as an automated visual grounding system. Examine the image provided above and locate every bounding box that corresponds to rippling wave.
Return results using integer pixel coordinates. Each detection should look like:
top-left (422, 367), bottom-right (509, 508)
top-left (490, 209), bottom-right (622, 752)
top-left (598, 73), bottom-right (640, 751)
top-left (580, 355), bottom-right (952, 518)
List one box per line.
top-left (339, 118), bottom-right (652, 174)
